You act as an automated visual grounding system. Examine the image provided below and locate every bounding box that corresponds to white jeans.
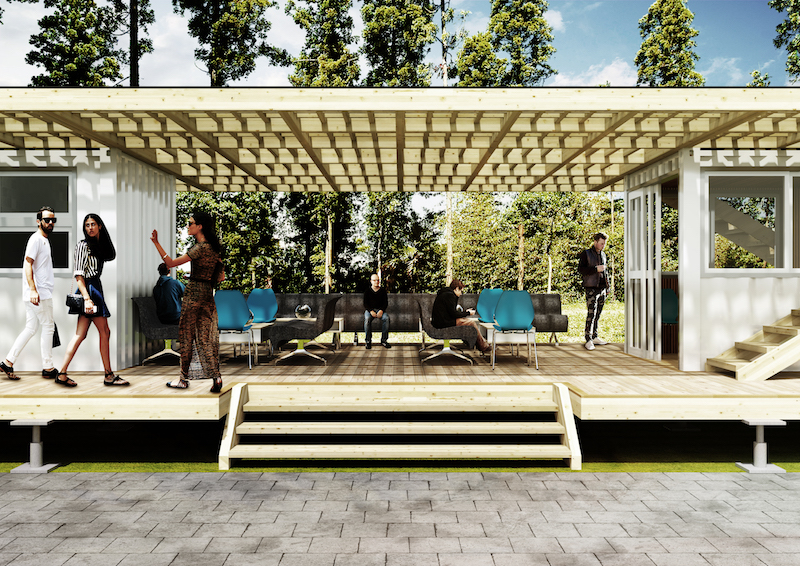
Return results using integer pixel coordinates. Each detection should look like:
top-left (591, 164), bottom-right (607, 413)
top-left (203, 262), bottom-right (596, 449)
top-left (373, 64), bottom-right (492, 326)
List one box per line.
top-left (6, 298), bottom-right (54, 369)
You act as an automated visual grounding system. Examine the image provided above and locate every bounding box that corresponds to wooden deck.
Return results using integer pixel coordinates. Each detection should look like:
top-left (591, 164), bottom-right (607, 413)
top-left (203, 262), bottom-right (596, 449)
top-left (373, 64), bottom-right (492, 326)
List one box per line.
top-left (2, 343), bottom-right (800, 422)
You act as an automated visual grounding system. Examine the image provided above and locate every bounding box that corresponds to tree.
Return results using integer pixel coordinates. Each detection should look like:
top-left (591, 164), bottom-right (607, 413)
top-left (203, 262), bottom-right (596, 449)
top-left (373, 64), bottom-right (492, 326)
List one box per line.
top-left (26, 0), bottom-right (124, 86)
top-left (286, 0), bottom-right (360, 87)
top-left (176, 191), bottom-right (281, 292)
top-left (456, 31), bottom-right (504, 87)
top-left (173, 0), bottom-right (290, 86)
top-left (487, 0), bottom-right (556, 86)
top-left (110, 0), bottom-right (155, 86)
top-left (746, 70), bottom-right (771, 87)
top-left (769, 0), bottom-right (800, 82)
top-left (361, 0), bottom-right (436, 87)
top-left (634, 0), bottom-right (704, 87)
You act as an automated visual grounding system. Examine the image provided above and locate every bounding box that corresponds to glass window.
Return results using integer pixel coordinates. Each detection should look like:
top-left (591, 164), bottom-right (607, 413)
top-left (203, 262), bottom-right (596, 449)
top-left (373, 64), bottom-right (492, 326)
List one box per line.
top-left (0, 172), bottom-right (73, 273)
top-left (0, 176), bottom-right (69, 212)
top-left (0, 231), bottom-right (69, 269)
top-left (709, 176), bottom-right (783, 269)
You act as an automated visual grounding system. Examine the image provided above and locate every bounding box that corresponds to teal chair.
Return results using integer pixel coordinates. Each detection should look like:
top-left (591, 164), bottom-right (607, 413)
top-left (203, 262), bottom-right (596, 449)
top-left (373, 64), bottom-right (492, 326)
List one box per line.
top-left (492, 290), bottom-right (538, 370)
top-left (215, 290), bottom-right (254, 369)
top-left (247, 288), bottom-right (278, 323)
top-left (662, 288), bottom-right (678, 325)
top-left (476, 288), bottom-right (504, 324)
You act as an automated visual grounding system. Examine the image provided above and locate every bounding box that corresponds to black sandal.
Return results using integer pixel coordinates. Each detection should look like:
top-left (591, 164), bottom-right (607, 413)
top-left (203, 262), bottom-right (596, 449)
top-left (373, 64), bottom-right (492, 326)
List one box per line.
top-left (210, 377), bottom-right (223, 393)
top-left (55, 372), bottom-right (77, 387)
top-left (166, 378), bottom-right (189, 389)
top-left (1, 361), bottom-right (19, 381)
top-left (104, 371), bottom-right (129, 386)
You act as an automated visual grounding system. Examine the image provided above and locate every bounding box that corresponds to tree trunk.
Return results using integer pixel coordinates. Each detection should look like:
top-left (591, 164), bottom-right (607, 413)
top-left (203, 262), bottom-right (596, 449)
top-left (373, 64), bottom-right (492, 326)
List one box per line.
top-left (130, 0), bottom-right (139, 87)
top-left (325, 214), bottom-right (333, 293)
top-left (445, 193), bottom-right (453, 285)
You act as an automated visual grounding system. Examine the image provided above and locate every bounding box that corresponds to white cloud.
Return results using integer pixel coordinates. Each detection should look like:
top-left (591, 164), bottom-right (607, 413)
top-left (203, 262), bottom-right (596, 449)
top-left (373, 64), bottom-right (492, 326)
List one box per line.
top-left (699, 57), bottom-right (745, 86)
top-left (548, 58), bottom-right (637, 86)
top-left (545, 10), bottom-right (565, 33)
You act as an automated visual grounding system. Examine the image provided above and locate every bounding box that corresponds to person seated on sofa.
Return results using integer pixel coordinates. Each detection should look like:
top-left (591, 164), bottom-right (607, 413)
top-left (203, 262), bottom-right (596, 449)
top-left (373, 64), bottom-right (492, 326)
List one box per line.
top-left (153, 262), bottom-right (185, 325)
top-left (363, 273), bottom-right (390, 349)
top-left (431, 278), bottom-right (491, 353)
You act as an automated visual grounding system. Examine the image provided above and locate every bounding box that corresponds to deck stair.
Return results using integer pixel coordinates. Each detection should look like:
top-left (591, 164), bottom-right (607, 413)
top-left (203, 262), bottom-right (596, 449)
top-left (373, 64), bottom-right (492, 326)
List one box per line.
top-left (706, 310), bottom-right (800, 381)
top-left (219, 383), bottom-right (581, 470)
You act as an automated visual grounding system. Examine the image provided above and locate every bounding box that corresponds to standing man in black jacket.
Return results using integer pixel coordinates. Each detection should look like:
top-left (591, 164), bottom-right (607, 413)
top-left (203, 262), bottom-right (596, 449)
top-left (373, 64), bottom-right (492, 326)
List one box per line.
top-left (363, 273), bottom-right (390, 349)
top-left (578, 232), bottom-right (610, 351)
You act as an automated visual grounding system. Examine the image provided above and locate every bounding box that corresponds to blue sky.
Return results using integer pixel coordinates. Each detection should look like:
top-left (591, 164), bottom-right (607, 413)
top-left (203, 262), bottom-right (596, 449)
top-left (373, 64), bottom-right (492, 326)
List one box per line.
top-left (0, 0), bottom-right (794, 86)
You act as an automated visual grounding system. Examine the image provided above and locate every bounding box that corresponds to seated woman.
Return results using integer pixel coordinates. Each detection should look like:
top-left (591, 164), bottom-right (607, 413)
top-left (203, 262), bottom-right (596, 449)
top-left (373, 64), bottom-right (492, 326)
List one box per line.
top-left (431, 279), bottom-right (491, 353)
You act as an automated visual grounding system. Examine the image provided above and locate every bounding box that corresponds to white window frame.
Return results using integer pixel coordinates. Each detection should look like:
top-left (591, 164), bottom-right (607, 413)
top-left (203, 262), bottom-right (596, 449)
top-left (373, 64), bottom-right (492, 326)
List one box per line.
top-left (0, 169), bottom-right (76, 277)
top-left (701, 170), bottom-right (795, 277)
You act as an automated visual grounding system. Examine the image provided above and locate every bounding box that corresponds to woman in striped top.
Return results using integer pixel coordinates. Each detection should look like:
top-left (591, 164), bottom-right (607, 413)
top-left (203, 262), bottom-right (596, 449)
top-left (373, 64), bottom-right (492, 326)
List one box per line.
top-left (151, 210), bottom-right (225, 393)
top-left (55, 214), bottom-right (129, 387)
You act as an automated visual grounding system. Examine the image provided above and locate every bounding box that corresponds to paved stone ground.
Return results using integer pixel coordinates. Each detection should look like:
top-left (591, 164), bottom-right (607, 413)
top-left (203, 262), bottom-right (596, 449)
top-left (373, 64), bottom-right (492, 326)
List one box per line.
top-left (1, 471), bottom-right (800, 566)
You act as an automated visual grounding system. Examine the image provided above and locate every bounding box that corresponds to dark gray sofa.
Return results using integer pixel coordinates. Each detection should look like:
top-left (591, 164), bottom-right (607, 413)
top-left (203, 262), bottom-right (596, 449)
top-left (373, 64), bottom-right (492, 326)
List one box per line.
top-left (271, 292), bottom-right (567, 343)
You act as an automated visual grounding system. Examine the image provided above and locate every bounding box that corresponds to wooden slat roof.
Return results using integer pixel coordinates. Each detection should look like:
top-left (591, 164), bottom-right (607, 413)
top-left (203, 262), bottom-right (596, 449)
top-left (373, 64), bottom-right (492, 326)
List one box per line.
top-left (1, 87), bottom-right (798, 193)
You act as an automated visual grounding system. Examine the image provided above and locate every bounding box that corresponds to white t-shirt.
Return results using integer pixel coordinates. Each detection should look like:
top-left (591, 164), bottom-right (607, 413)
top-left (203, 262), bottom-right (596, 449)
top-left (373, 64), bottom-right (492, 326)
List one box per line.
top-left (21, 231), bottom-right (55, 302)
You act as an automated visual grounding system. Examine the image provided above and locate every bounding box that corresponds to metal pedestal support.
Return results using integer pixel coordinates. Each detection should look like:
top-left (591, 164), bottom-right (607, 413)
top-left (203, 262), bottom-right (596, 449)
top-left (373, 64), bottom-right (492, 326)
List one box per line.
top-left (10, 419), bottom-right (59, 473)
top-left (735, 419), bottom-right (786, 474)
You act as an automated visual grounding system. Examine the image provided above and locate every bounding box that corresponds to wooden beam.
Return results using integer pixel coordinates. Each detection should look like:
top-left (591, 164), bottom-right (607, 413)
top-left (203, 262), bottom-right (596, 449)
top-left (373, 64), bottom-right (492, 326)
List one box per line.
top-left (396, 112), bottom-right (405, 191)
top-left (525, 112), bottom-right (637, 191)
top-left (162, 111), bottom-right (275, 192)
top-left (592, 111), bottom-right (764, 192)
top-left (279, 110), bottom-right (340, 192)
top-left (461, 111), bottom-right (521, 192)
top-left (30, 111), bottom-right (208, 191)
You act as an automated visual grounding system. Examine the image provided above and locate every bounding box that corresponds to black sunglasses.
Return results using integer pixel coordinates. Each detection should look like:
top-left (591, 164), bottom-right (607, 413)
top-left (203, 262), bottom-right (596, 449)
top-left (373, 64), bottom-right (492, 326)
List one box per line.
top-left (41, 218), bottom-right (57, 224)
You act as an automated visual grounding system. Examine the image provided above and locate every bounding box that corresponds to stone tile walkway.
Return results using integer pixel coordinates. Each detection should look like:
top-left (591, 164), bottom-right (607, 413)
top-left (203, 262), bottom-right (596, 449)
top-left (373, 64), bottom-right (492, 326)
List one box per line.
top-left (1, 472), bottom-right (799, 566)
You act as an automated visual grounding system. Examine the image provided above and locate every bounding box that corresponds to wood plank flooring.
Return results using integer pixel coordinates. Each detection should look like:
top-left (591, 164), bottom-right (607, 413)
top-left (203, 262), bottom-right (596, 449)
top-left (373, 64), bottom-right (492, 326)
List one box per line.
top-left (2, 342), bottom-right (800, 421)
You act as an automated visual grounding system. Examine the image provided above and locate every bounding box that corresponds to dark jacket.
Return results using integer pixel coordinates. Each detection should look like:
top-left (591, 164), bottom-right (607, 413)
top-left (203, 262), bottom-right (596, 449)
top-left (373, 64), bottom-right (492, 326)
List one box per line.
top-left (578, 247), bottom-right (608, 289)
top-left (153, 275), bottom-right (185, 324)
top-left (363, 287), bottom-right (388, 313)
top-left (431, 287), bottom-right (470, 328)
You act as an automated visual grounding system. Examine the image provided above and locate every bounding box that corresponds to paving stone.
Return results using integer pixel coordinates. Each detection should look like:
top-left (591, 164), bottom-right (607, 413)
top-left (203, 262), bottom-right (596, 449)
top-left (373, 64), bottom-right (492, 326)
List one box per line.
top-left (1, 537), bottom-right (63, 554)
top-left (240, 523), bottom-right (295, 537)
top-left (545, 554), bottom-right (602, 566)
top-left (151, 536), bottom-right (212, 553)
top-left (332, 554), bottom-right (385, 566)
top-left (594, 554), bottom-right (657, 566)
top-left (756, 555), bottom-right (800, 566)
top-left (256, 537), bottom-right (312, 553)
top-left (701, 555), bottom-right (768, 566)
top-left (437, 553), bottom-right (494, 566)
top-left (62, 554), bottom-right (126, 566)
top-left (274, 554), bottom-right (336, 566)
top-left (607, 538), bottom-right (668, 554)
top-left (557, 537), bottom-right (616, 553)
top-left (6, 553), bottom-right (73, 566)
top-left (508, 536), bottom-right (563, 554)
top-left (221, 554), bottom-right (281, 566)
top-left (644, 554), bottom-right (713, 566)
top-left (490, 554), bottom-right (549, 566)
top-left (204, 537), bottom-right (260, 553)
top-left (292, 523), bottom-right (343, 538)
top-left (357, 537), bottom-right (409, 554)
top-left (576, 523), bottom-right (629, 538)
top-left (385, 554), bottom-right (437, 566)
top-left (168, 552), bottom-right (228, 566)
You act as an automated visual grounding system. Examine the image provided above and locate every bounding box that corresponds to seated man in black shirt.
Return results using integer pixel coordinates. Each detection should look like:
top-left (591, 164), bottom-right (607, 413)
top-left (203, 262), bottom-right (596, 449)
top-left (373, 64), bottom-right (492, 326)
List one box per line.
top-left (363, 273), bottom-right (390, 349)
top-left (432, 278), bottom-right (490, 353)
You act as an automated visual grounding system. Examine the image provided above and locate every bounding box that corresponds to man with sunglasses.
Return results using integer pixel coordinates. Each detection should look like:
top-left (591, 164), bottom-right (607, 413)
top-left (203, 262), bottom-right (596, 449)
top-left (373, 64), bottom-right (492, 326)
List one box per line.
top-left (1, 206), bottom-right (58, 381)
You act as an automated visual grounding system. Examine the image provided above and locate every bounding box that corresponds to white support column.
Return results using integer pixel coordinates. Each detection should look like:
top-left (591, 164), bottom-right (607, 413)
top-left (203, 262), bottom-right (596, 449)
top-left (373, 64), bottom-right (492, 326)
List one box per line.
top-left (735, 419), bottom-right (786, 473)
top-left (10, 419), bottom-right (59, 473)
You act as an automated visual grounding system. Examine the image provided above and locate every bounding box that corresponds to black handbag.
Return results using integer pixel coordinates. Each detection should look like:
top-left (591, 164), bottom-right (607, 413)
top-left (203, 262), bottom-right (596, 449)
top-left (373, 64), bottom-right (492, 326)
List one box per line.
top-left (66, 292), bottom-right (84, 315)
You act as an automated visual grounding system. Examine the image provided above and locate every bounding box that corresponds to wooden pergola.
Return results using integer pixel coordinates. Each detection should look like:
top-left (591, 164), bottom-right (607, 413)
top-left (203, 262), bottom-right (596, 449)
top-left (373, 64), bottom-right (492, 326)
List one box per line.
top-left (1, 87), bottom-right (798, 194)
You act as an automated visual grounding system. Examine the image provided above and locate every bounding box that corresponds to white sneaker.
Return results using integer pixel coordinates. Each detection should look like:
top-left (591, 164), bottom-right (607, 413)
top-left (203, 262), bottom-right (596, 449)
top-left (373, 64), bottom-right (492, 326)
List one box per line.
top-left (584, 340), bottom-right (595, 351)
top-left (592, 338), bottom-right (608, 345)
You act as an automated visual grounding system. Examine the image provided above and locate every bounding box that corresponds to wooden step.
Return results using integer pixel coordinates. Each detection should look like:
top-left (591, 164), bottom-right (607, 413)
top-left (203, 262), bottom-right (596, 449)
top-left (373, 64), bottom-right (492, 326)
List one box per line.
top-left (763, 325), bottom-right (800, 336)
top-left (706, 357), bottom-right (751, 372)
top-left (734, 341), bottom-right (778, 354)
top-left (792, 309), bottom-right (800, 318)
top-left (236, 421), bottom-right (566, 435)
top-left (228, 443), bottom-right (572, 460)
top-left (243, 400), bottom-right (558, 412)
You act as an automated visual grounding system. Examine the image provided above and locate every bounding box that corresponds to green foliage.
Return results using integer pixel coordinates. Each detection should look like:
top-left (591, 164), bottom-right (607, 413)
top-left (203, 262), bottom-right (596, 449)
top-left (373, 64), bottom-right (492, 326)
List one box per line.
top-left (507, 192), bottom-right (624, 301)
top-left (487, 0), bottom-right (556, 86)
top-left (176, 191), bottom-right (281, 292)
top-left (361, 0), bottom-right (436, 87)
top-left (364, 193), bottom-right (442, 292)
top-left (457, 0), bottom-right (556, 87)
top-left (26, 0), bottom-right (124, 86)
top-left (769, 0), bottom-right (800, 82)
top-left (173, 0), bottom-right (290, 86)
top-left (448, 193), bottom-right (517, 291)
top-left (746, 69), bottom-right (771, 87)
top-left (634, 0), bottom-right (705, 87)
top-left (714, 236), bottom-right (773, 269)
top-left (280, 192), bottom-right (362, 293)
top-left (286, 0), bottom-right (360, 86)
top-left (661, 202), bottom-right (678, 272)
top-left (455, 31), bottom-right (504, 87)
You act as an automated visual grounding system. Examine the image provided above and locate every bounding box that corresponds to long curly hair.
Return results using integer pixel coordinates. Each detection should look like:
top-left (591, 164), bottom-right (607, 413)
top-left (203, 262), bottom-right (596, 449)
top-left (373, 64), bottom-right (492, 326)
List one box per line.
top-left (191, 210), bottom-right (222, 256)
top-left (82, 213), bottom-right (116, 262)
